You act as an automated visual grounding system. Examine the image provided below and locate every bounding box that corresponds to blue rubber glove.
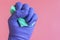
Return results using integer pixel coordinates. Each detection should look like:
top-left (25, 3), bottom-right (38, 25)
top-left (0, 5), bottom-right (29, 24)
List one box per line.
top-left (8, 2), bottom-right (38, 40)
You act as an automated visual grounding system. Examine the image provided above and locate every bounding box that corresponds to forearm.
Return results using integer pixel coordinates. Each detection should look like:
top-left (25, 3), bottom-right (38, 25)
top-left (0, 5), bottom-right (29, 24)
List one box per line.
top-left (8, 30), bottom-right (31, 40)
top-left (8, 35), bottom-right (26, 40)
top-left (8, 34), bottom-right (30, 40)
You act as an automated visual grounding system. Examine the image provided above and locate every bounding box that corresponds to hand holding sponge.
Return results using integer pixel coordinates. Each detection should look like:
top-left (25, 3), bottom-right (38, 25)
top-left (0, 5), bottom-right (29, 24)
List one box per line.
top-left (10, 5), bottom-right (28, 27)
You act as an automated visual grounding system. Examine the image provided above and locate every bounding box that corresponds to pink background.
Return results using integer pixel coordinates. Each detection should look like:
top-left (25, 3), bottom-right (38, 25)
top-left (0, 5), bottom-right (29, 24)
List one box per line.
top-left (0, 0), bottom-right (60, 40)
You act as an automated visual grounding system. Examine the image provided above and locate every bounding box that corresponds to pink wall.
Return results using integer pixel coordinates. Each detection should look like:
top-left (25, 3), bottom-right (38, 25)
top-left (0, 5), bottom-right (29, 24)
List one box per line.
top-left (0, 0), bottom-right (60, 40)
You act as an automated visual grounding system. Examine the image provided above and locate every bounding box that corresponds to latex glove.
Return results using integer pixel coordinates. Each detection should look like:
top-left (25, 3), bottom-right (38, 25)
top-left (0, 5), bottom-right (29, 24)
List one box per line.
top-left (8, 2), bottom-right (38, 40)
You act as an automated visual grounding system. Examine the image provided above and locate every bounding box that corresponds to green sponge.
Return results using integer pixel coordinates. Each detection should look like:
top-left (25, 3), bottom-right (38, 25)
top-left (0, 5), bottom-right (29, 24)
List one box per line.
top-left (17, 18), bottom-right (28, 27)
top-left (10, 5), bottom-right (28, 27)
top-left (10, 5), bottom-right (16, 14)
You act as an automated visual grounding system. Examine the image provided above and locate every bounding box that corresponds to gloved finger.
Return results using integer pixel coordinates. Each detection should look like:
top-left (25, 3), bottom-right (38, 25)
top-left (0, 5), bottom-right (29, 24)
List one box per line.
top-left (8, 13), bottom-right (18, 21)
top-left (21, 4), bottom-right (29, 17)
top-left (21, 4), bottom-right (29, 10)
top-left (15, 2), bottom-right (23, 10)
top-left (8, 13), bottom-right (19, 30)
top-left (14, 10), bottom-right (27, 18)
top-left (25, 7), bottom-right (34, 22)
top-left (28, 13), bottom-right (38, 27)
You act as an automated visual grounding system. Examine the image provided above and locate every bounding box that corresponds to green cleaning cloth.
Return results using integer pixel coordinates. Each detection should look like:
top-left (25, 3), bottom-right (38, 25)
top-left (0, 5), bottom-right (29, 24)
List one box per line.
top-left (10, 5), bottom-right (28, 27)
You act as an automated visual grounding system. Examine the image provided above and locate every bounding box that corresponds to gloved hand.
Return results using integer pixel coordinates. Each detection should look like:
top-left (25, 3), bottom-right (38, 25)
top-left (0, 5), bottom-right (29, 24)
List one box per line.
top-left (8, 2), bottom-right (38, 40)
